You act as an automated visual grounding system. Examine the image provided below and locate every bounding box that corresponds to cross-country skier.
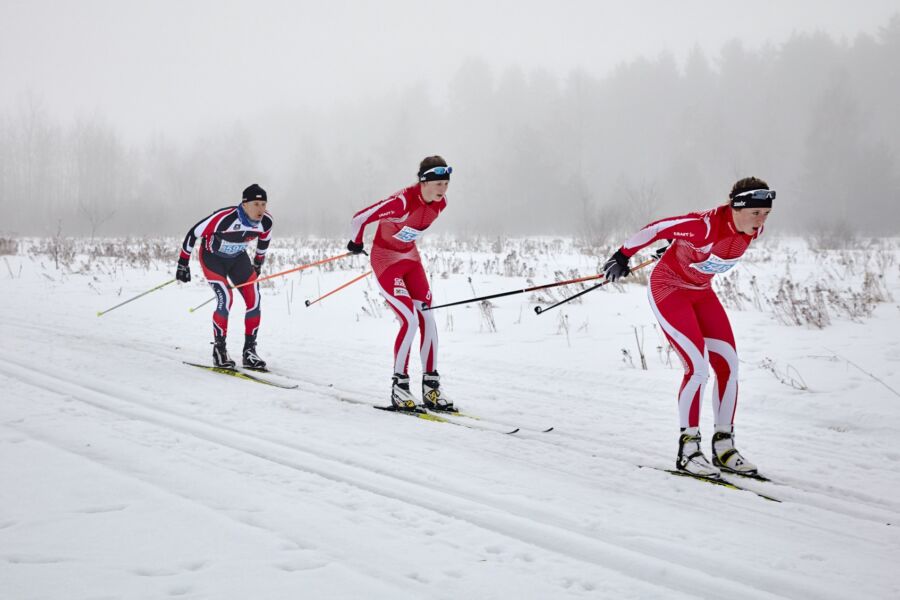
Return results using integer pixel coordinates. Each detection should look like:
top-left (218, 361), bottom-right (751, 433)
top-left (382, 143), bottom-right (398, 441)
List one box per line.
top-left (603, 177), bottom-right (775, 478)
top-left (347, 156), bottom-right (454, 412)
top-left (176, 183), bottom-right (272, 370)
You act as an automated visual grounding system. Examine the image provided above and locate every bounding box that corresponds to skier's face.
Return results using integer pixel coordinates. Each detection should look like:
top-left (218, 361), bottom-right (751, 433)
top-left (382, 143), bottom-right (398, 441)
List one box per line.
top-left (242, 200), bottom-right (267, 221)
top-left (420, 180), bottom-right (449, 203)
top-left (732, 207), bottom-right (772, 234)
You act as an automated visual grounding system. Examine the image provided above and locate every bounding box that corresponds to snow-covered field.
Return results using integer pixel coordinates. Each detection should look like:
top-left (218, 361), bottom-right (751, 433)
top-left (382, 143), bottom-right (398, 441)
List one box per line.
top-left (1, 236), bottom-right (899, 600)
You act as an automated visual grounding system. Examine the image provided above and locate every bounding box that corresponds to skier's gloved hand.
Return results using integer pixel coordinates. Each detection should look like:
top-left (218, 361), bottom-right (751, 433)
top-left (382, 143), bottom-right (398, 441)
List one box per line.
top-left (603, 250), bottom-right (631, 282)
top-left (253, 259), bottom-right (263, 276)
top-left (653, 244), bottom-right (670, 260)
top-left (176, 263), bottom-right (191, 283)
top-left (347, 240), bottom-right (365, 255)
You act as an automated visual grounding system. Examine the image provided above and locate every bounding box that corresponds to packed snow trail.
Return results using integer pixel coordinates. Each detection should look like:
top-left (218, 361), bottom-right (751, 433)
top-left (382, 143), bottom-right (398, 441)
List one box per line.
top-left (2, 245), bottom-right (899, 599)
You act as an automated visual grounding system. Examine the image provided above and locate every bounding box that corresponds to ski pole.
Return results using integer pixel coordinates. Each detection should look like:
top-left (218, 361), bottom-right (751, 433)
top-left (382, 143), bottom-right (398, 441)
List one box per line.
top-left (97, 279), bottom-right (176, 317)
top-left (534, 257), bottom-right (656, 315)
top-left (422, 272), bottom-right (611, 312)
top-left (189, 252), bottom-right (353, 313)
top-left (305, 270), bottom-right (372, 307)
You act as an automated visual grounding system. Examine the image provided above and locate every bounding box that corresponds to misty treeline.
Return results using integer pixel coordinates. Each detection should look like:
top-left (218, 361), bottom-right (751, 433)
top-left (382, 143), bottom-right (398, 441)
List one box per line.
top-left (1, 17), bottom-right (899, 242)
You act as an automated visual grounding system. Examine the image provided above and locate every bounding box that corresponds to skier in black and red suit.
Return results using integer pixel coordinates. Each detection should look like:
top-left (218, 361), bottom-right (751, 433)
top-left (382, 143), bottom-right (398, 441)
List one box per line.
top-left (176, 183), bottom-right (272, 370)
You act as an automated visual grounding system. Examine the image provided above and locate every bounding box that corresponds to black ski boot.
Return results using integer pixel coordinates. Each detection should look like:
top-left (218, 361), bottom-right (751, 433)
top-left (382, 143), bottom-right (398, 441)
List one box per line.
top-left (212, 336), bottom-right (236, 369)
top-left (391, 373), bottom-right (418, 411)
top-left (422, 371), bottom-right (456, 412)
top-left (242, 335), bottom-right (267, 371)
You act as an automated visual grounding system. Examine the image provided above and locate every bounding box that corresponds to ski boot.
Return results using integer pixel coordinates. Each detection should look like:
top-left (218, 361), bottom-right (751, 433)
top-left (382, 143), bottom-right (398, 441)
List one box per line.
top-left (391, 373), bottom-right (419, 412)
top-left (242, 334), bottom-right (267, 371)
top-left (212, 336), bottom-right (236, 369)
top-left (422, 371), bottom-right (456, 412)
top-left (711, 428), bottom-right (758, 475)
top-left (676, 429), bottom-right (720, 478)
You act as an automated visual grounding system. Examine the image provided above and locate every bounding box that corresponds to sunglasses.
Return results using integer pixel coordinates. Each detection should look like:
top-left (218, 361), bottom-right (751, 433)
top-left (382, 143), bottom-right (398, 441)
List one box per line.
top-left (420, 166), bottom-right (453, 177)
top-left (734, 189), bottom-right (776, 201)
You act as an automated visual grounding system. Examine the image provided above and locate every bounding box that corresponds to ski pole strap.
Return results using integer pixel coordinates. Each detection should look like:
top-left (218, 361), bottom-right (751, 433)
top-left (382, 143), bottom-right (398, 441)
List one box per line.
top-left (97, 279), bottom-right (176, 317)
top-left (305, 270), bottom-right (372, 307)
top-left (422, 272), bottom-right (607, 311)
top-left (533, 257), bottom-right (656, 315)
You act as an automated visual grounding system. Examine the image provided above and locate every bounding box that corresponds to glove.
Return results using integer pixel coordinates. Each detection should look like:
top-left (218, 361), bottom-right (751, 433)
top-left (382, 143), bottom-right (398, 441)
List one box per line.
top-left (603, 250), bottom-right (631, 282)
top-left (176, 263), bottom-right (191, 283)
top-left (253, 259), bottom-right (263, 276)
top-left (653, 244), bottom-right (670, 260)
top-left (347, 240), bottom-right (365, 255)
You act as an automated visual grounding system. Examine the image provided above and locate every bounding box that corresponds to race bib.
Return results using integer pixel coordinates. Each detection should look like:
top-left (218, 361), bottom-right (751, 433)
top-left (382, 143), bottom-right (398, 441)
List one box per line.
top-left (689, 254), bottom-right (740, 274)
top-left (218, 241), bottom-right (248, 255)
top-left (393, 226), bottom-right (424, 243)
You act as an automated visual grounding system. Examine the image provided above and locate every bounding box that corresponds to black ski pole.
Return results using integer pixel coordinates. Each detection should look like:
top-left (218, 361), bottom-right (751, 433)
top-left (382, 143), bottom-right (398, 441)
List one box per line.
top-left (534, 280), bottom-right (610, 314)
top-left (533, 257), bottom-right (656, 315)
top-left (421, 272), bottom-right (607, 311)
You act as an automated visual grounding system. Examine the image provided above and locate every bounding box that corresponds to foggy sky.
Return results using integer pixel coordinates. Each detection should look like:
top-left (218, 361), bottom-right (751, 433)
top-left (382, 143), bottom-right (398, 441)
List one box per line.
top-left (3, 0), bottom-right (898, 142)
top-left (2, 1), bottom-right (900, 239)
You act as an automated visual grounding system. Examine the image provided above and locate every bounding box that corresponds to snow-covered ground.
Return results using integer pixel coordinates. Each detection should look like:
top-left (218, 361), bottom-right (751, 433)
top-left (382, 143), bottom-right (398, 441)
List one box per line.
top-left (1, 237), bottom-right (899, 600)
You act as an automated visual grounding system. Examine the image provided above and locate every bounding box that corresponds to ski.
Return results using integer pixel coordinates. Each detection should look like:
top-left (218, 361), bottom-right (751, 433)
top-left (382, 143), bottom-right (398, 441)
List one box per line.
top-left (722, 470), bottom-right (772, 483)
top-left (183, 361), bottom-right (299, 389)
top-left (373, 405), bottom-right (452, 423)
top-left (639, 465), bottom-right (781, 503)
top-left (422, 408), bottom-right (520, 434)
top-left (418, 405), bottom-right (554, 433)
top-left (373, 405), bottom-right (521, 434)
top-left (251, 370), bottom-right (550, 435)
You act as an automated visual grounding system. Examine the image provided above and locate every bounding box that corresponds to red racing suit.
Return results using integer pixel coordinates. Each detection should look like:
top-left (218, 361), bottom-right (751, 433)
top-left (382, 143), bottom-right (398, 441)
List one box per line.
top-left (618, 204), bottom-right (762, 430)
top-left (350, 184), bottom-right (446, 375)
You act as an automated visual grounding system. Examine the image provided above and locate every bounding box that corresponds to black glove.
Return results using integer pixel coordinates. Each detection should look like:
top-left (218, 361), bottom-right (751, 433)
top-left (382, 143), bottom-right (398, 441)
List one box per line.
top-left (253, 260), bottom-right (263, 276)
top-left (653, 244), bottom-right (670, 260)
top-left (603, 250), bottom-right (631, 282)
top-left (176, 263), bottom-right (191, 283)
top-left (347, 240), bottom-right (365, 255)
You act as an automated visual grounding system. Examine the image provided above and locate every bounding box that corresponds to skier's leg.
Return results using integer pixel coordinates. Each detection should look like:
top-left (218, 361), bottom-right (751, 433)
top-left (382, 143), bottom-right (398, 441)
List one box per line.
top-left (230, 254), bottom-right (260, 338)
top-left (199, 250), bottom-right (235, 368)
top-left (230, 255), bottom-right (265, 369)
top-left (405, 262), bottom-right (437, 372)
top-left (648, 276), bottom-right (717, 476)
top-left (696, 292), bottom-right (738, 430)
top-left (406, 263), bottom-right (453, 410)
top-left (697, 292), bottom-right (757, 473)
top-left (376, 262), bottom-right (419, 409)
top-left (647, 283), bottom-right (709, 430)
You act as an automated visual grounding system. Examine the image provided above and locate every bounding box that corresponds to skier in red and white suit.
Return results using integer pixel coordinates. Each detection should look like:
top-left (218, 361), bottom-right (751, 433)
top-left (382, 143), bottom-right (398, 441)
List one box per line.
top-left (347, 156), bottom-right (455, 412)
top-left (603, 177), bottom-right (775, 478)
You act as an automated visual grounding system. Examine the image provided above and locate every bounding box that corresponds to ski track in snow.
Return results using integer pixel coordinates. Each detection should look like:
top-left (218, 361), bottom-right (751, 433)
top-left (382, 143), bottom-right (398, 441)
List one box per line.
top-left (7, 316), bottom-right (900, 529)
top-left (2, 246), bottom-right (900, 599)
top-left (0, 355), bottom-right (812, 600)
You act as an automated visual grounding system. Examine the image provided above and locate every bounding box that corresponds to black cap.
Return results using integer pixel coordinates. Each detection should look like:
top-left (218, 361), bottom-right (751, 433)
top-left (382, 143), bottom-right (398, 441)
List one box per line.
top-left (242, 183), bottom-right (267, 202)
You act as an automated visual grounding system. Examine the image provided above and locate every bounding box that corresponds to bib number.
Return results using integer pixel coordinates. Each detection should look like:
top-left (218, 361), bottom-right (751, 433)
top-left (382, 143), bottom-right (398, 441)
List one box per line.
top-left (218, 241), bottom-right (248, 255)
top-left (690, 254), bottom-right (740, 274)
top-left (393, 226), bottom-right (424, 243)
